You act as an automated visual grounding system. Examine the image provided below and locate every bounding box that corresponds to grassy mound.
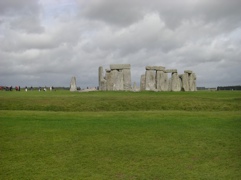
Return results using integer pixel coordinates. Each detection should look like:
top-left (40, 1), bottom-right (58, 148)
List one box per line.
top-left (0, 90), bottom-right (240, 111)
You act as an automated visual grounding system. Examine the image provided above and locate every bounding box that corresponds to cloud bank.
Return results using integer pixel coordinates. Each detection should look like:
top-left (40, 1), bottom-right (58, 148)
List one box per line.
top-left (0, 0), bottom-right (241, 88)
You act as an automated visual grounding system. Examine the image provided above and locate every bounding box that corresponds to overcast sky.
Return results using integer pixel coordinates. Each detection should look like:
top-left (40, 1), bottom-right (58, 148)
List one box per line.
top-left (0, 0), bottom-right (241, 88)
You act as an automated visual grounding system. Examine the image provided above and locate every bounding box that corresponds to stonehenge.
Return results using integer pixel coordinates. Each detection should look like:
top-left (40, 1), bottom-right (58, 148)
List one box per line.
top-left (98, 64), bottom-right (131, 91)
top-left (140, 66), bottom-right (197, 92)
top-left (98, 64), bottom-right (197, 92)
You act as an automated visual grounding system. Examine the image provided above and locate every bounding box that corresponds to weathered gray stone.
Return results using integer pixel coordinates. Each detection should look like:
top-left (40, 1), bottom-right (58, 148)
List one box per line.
top-left (110, 70), bottom-right (124, 91)
top-left (99, 66), bottom-right (103, 83)
top-left (146, 66), bottom-right (165, 71)
top-left (145, 70), bottom-right (156, 91)
top-left (100, 79), bottom-right (107, 91)
top-left (184, 70), bottom-right (192, 74)
top-left (106, 71), bottom-right (112, 91)
top-left (189, 73), bottom-right (196, 91)
top-left (156, 71), bottom-right (168, 91)
top-left (141, 65), bottom-right (197, 92)
top-left (102, 64), bottom-right (132, 91)
top-left (165, 69), bottom-right (177, 73)
top-left (181, 73), bottom-right (189, 91)
top-left (123, 68), bottom-right (131, 90)
top-left (98, 66), bottom-right (107, 91)
top-left (117, 70), bottom-right (124, 90)
top-left (70, 76), bottom-right (77, 91)
top-left (171, 72), bottom-right (181, 91)
top-left (140, 74), bottom-right (145, 91)
top-left (110, 64), bottom-right (131, 70)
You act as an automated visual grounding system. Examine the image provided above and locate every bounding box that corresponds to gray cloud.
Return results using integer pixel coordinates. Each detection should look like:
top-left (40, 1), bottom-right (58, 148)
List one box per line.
top-left (0, 0), bottom-right (241, 88)
top-left (79, 0), bottom-right (147, 26)
top-left (0, 0), bottom-right (40, 15)
top-left (0, 0), bottom-right (43, 33)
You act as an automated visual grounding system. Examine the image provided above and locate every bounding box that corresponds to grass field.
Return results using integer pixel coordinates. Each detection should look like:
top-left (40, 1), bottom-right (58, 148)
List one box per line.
top-left (0, 90), bottom-right (241, 179)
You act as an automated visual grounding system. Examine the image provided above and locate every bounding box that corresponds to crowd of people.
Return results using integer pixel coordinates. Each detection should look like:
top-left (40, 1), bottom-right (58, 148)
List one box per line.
top-left (0, 86), bottom-right (55, 91)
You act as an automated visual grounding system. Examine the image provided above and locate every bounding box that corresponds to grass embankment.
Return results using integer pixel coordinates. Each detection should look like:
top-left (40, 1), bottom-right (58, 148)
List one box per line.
top-left (0, 91), bottom-right (241, 179)
top-left (0, 90), bottom-right (240, 111)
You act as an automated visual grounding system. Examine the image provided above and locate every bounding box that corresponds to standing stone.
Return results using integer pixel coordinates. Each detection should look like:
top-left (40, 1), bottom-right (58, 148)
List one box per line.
top-left (123, 68), bottom-right (131, 90)
top-left (70, 76), bottom-right (77, 91)
top-left (140, 74), bottom-right (146, 91)
top-left (110, 70), bottom-right (118, 91)
top-left (145, 70), bottom-right (156, 91)
top-left (181, 73), bottom-right (189, 91)
top-left (108, 70), bottom-right (124, 91)
top-left (116, 70), bottom-right (124, 90)
top-left (189, 73), bottom-right (196, 91)
top-left (105, 70), bottom-right (112, 91)
top-left (100, 79), bottom-right (107, 91)
top-left (171, 72), bottom-right (181, 91)
top-left (99, 66), bottom-right (103, 86)
top-left (98, 66), bottom-right (107, 91)
top-left (156, 70), bottom-right (168, 91)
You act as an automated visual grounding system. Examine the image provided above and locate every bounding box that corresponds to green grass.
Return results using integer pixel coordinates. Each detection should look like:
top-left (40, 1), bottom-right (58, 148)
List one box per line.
top-left (0, 90), bottom-right (240, 111)
top-left (0, 91), bottom-right (241, 179)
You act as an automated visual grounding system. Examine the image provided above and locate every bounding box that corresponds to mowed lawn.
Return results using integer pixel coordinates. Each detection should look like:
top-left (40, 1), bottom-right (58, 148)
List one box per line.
top-left (0, 91), bottom-right (241, 179)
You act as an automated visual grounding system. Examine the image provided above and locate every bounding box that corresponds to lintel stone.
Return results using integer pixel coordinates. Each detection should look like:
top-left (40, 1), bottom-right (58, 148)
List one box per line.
top-left (184, 70), bottom-right (192, 74)
top-left (165, 69), bottom-right (177, 73)
top-left (146, 66), bottom-right (165, 71)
